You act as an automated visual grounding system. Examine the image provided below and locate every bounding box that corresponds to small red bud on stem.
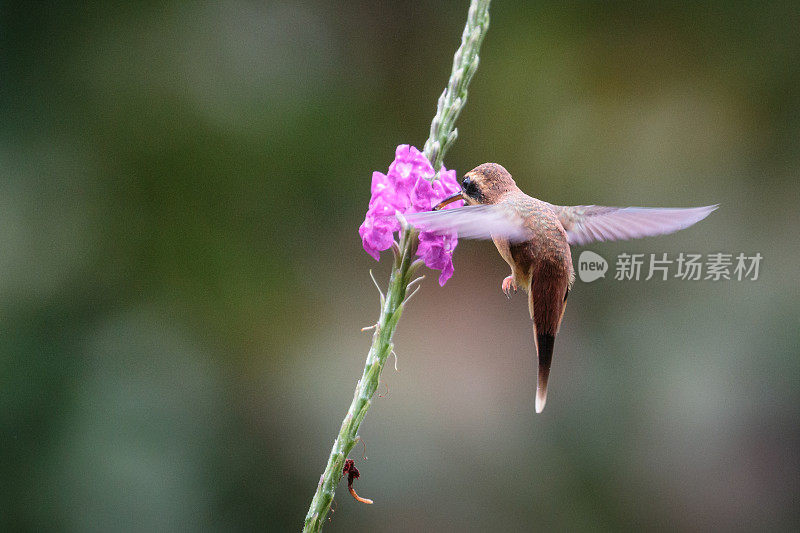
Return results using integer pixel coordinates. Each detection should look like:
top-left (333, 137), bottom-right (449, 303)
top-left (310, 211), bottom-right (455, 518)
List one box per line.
top-left (342, 459), bottom-right (373, 505)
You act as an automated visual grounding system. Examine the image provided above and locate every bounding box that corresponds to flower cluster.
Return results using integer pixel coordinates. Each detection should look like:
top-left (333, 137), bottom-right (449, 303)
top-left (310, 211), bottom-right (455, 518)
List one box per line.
top-left (359, 145), bottom-right (463, 285)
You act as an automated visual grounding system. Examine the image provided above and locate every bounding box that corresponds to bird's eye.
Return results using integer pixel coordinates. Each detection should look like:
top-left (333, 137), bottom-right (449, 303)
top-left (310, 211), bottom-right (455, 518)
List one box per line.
top-left (462, 176), bottom-right (477, 196)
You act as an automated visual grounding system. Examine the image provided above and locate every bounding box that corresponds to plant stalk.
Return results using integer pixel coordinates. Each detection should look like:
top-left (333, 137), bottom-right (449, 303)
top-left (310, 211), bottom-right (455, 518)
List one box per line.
top-left (302, 2), bottom-right (490, 530)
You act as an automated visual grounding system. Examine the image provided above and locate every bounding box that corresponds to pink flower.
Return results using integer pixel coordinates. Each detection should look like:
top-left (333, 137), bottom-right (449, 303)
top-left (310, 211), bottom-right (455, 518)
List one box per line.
top-left (369, 171), bottom-right (407, 211)
top-left (388, 145), bottom-right (434, 196)
top-left (359, 195), bottom-right (400, 261)
top-left (433, 168), bottom-right (462, 203)
top-left (409, 175), bottom-right (436, 213)
top-left (417, 230), bottom-right (458, 286)
top-left (359, 145), bottom-right (463, 285)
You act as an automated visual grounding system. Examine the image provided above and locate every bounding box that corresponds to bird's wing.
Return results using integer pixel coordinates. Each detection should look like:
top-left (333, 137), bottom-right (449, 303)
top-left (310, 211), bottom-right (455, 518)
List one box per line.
top-left (403, 205), bottom-right (530, 242)
top-left (546, 204), bottom-right (718, 246)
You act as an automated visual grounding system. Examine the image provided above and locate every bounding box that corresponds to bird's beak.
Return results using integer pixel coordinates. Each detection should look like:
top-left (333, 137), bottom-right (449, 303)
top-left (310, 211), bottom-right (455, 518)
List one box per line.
top-left (433, 192), bottom-right (465, 211)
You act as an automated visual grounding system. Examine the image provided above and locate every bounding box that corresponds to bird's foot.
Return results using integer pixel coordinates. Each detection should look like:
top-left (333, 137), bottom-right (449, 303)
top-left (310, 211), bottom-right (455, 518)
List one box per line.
top-left (502, 275), bottom-right (517, 299)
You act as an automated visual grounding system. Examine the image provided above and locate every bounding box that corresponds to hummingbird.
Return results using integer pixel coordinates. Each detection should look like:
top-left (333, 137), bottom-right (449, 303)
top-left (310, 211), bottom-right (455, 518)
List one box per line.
top-left (405, 163), bottom-right (716, 413)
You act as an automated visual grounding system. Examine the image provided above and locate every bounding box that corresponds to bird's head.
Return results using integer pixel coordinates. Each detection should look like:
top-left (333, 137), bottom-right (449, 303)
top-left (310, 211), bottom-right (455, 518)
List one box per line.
top-left (434, 163), bottom-right (517, 209)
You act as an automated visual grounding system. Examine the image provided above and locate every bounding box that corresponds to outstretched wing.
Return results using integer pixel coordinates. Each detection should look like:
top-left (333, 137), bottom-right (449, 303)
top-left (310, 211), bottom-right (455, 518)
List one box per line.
top-left (546, 204), bottom-right (718, 246)
top-left (403, 205), bottom-right (530, 242)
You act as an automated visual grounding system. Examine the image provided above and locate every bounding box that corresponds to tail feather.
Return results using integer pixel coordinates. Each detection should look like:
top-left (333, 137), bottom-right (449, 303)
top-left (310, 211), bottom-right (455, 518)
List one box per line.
top-left (535, 333), bottom-right (555, 413)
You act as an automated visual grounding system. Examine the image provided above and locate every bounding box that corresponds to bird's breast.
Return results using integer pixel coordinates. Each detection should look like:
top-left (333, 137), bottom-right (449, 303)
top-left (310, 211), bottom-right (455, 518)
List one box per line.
top-left (498, 193), bottom-right (574, 280)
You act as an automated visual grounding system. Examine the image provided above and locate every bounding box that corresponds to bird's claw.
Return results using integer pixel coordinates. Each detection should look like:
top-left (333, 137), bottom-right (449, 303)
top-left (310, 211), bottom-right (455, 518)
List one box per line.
top-left (502, 275), bottom-right (517, 299)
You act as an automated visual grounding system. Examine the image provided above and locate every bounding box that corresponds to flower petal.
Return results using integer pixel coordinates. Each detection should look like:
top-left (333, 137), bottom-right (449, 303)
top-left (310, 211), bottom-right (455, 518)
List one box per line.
top-left (360, 146), bottom-right (460, 283)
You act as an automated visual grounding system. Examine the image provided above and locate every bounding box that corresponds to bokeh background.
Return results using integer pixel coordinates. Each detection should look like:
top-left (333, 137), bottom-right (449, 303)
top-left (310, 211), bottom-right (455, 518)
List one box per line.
top-left (3, 1), bottom-right (799, 531)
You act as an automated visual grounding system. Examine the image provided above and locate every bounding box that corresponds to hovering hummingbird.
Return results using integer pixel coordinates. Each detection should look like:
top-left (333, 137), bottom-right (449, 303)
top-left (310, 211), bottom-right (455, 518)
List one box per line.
top-left (405, 163), bottom-right (716, 413)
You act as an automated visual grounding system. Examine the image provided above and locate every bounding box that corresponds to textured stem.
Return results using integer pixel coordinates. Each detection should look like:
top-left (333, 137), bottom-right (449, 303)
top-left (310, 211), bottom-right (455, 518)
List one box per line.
top-left (302, 2), bottom-right (490, 531)
top-left (424, 0), bottom-right (491, 172)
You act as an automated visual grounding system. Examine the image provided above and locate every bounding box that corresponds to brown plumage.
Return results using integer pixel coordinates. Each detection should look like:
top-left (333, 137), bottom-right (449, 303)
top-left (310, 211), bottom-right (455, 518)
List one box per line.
top-left (405, 163), bottom-right (717, 413)
top-left (460, 164), bottom-right (573, 413)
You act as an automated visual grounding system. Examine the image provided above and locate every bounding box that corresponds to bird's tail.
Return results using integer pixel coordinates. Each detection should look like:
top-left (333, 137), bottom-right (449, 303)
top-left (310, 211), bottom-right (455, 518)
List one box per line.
top-left (535, 333), bottom-right (555, 413)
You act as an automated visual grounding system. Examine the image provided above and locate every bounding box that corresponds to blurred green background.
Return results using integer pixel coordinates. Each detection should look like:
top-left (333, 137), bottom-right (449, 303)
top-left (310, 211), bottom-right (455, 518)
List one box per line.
top-left (2, 1), bottom-right (798, 531)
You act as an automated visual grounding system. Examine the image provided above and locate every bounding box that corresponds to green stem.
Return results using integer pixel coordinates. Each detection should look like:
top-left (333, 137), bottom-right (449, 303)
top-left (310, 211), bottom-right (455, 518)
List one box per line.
top-left (424, 0), bottom-right (491, 172)
top-left (302, 2), bottom-right (490, 531)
